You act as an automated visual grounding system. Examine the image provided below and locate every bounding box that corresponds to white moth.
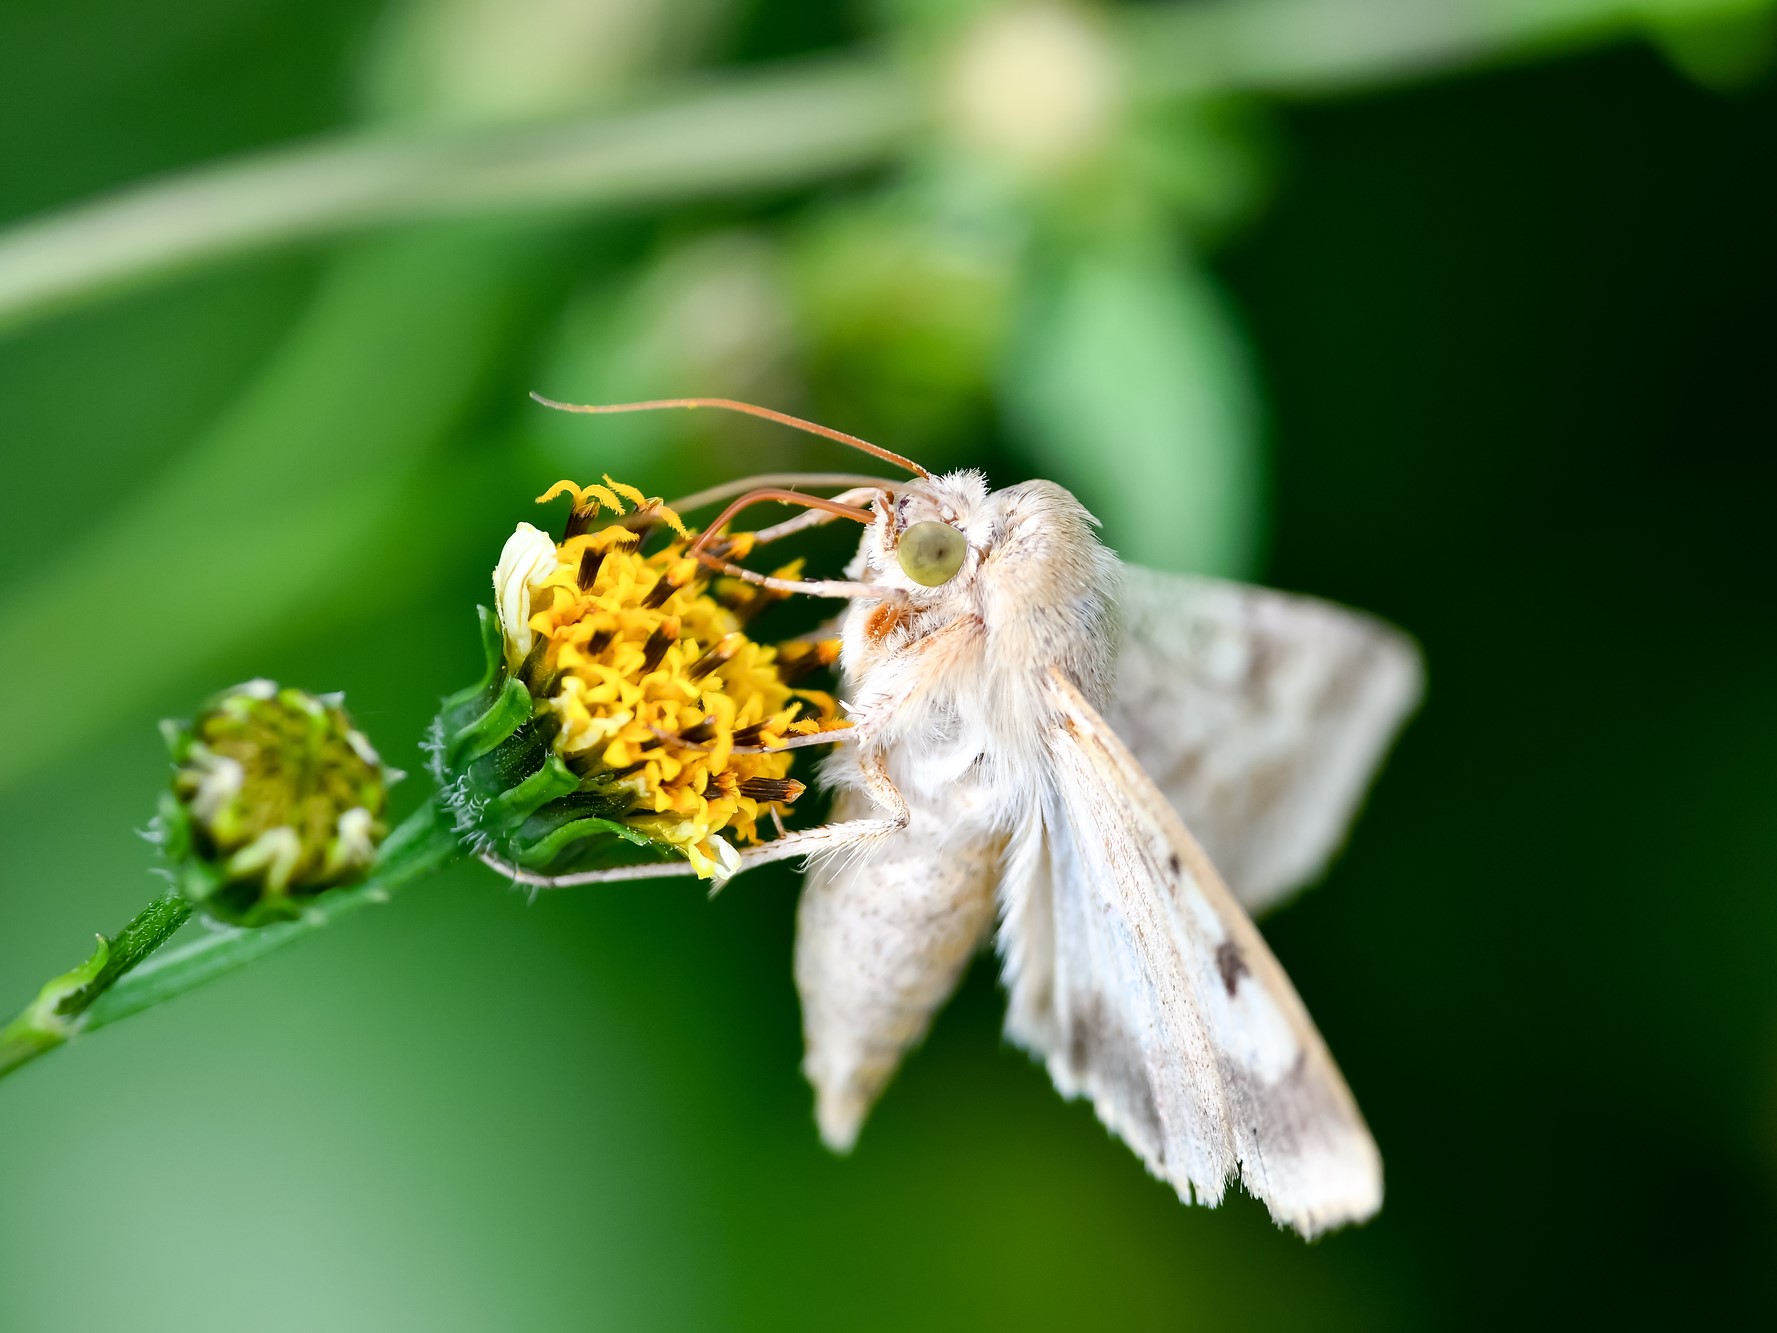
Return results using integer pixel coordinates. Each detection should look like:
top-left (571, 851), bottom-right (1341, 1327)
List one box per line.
top-left (517, 397), bottom-right (1423, 1239)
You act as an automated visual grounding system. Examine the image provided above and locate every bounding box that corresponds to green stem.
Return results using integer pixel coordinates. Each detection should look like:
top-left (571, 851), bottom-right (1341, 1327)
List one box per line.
top-left (0, 59), bottom-right (916, 333)
top-left (88, 798), bottom-right (460, 1030)
top-left (0, 0), bottom-right (1756, 332)
top-left (0, 893), bottom-right (193, 1079)
top-left (0, 799), bottom-right (463, 1082)
top-left (78, 894), bottom-right (195, 999)
top-left (1125, 0), bottom-right (1708, 99)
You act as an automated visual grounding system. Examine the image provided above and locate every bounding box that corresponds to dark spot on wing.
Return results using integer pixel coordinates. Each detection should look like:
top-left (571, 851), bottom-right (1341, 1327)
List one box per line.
top-left (1215, 940), bottom-right (1249, 997)
top-left (1167, 851), bottom-right (1181, 877)
top-left (1068, 993), bottom-right (1164, 1161)
top-left (1067, 995), bottom-right (1099, 1076)
top-left (1221, 1050), bottom-right (1357, 1165)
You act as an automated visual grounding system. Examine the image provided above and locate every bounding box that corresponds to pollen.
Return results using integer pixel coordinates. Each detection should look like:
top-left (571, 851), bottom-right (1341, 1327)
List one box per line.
top-left (491, 479), bottom-right (846, 879)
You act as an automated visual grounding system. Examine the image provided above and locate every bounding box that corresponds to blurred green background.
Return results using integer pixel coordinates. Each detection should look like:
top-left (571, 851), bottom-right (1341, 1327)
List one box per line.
top-left (2, 0), bottom-right (1774, 1328)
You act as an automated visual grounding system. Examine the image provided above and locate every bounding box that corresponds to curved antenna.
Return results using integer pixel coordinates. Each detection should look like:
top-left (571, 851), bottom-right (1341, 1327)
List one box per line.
top-left (531, 393), bottom-right (931, 479)
top-left (687, 486), bottom-right (874, 560)
top-left (666, 472), bottom-right (896, 515)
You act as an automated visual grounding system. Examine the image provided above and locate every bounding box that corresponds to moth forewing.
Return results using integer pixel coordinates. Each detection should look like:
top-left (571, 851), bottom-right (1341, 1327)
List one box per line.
top-left (1033, 667), bottom-right (1382, 1237)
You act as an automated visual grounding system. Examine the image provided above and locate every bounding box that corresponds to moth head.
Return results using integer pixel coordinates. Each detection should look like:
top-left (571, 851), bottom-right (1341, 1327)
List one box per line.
top-left (851, 470), bottom-right (996, 599)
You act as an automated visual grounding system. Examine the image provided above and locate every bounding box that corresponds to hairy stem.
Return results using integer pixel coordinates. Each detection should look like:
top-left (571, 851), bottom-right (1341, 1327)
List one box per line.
top-left (0, 893), bottom-right (193, 1079)
top-left (0, 799), bottom-right (463, 1082)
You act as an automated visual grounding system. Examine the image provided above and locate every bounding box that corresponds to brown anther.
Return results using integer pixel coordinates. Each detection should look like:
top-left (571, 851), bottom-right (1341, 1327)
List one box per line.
top-left (564, 505), bottom-right (599, 539)
top-left (576, 548), bottom-right (605, 592)
top-left (639, 621), bottom-right (679, 675)
top-left (739, 777), bottom-right (805, 803)
top-left (686, 634), bottom-right (740, 681)
top-left (776, 639), bottom-right (841, 684)
top-left (729, 721), bottom-right (770, 748)
top-left (642, 574), bottom-right (681, 610)
top-left (586, 627), bottom-right (615, 656)
top-left (678, 717), bottom-right (719, 745)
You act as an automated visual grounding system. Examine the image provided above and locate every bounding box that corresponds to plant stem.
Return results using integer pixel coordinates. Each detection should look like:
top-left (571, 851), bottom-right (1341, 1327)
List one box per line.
top-left (0, 798), bottom-right (463, 1083)
top-left (0, 0), bottom-right (1754, 333)
top-left (80, 894), bottom-right (195, 999)
top-left (1125, 0), bottom-right (1689, 99)
top-left (0, 59), bottom-right (916, 332)
top-left (0, 893), bottom-right (193, 1079)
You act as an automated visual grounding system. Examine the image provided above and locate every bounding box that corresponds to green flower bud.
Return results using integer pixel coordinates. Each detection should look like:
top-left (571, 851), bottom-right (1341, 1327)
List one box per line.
top-left (159, 681), bottom-right (394, 925)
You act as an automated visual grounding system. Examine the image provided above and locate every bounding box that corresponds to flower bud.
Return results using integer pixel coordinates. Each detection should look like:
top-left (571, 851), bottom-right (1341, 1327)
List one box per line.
top-left (159, 681), bottom-right (393, 925)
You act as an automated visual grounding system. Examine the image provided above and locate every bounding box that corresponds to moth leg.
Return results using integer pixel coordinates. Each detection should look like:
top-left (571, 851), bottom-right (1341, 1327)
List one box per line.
top-left (477, 851), bottom-right (701, 885)
top-left (725, 747), bottom-right (909, 869)
top-left (483, 749), bottom-right (908, 890)
top-left (692, 551), bottom-right (899, 603)
top-left (649, 723), bottom-right (853, 756)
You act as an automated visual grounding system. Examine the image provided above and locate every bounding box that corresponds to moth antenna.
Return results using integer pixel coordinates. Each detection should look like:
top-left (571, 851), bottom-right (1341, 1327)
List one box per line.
top-left (686, 487), bottom-right (874, 560)
top-left (666, 473), bottom-right (897, 516)
top-left (530, 393), bottom-right (931, 479)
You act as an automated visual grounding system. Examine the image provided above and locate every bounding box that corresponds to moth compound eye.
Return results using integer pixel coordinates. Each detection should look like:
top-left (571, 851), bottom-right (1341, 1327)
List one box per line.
top-left (897, 521), bottom-right (967, 587)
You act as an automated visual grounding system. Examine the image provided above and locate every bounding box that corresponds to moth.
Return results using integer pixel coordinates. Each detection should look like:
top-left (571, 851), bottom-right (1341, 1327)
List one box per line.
top-left (514, 396), bottom-right (1422, 1238)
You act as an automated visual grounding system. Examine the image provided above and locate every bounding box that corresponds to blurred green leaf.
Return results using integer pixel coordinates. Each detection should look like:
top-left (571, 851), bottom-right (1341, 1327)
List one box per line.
top-left (529, 229), bottom-right (803, 476)
top-left (787, 186), bottom-right (1018, 456)
top-left (0, 60), bottom-right (920, 335)
top-left (1648, 0), bottom-right (1777, 87)
top-left (1000, 238), bottom-right (1264, 576)
top-left (0, 222), bottom-right (561, 791)
top-left (3, 0), bottom-right (1749, 335)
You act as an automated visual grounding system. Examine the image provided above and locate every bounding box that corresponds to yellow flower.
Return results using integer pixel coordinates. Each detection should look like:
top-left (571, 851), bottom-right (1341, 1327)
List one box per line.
top-left (488, 477), bottom-right (845, 880)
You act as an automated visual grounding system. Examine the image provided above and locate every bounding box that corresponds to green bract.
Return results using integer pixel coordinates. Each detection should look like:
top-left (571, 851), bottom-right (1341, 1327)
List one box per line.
top-left (428, 606), bottom-right (662, 879)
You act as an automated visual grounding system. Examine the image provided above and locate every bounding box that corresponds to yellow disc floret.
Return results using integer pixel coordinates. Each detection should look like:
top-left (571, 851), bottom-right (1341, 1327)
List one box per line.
top-left (490, 478), bottom-right (844, 879)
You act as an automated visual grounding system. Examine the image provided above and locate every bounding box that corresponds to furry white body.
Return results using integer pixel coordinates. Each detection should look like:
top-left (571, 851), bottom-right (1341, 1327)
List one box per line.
top-left (798, 473), bottom-right (1115, 1147)
top-left (794, 468), bottom-right (1419, 1238)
